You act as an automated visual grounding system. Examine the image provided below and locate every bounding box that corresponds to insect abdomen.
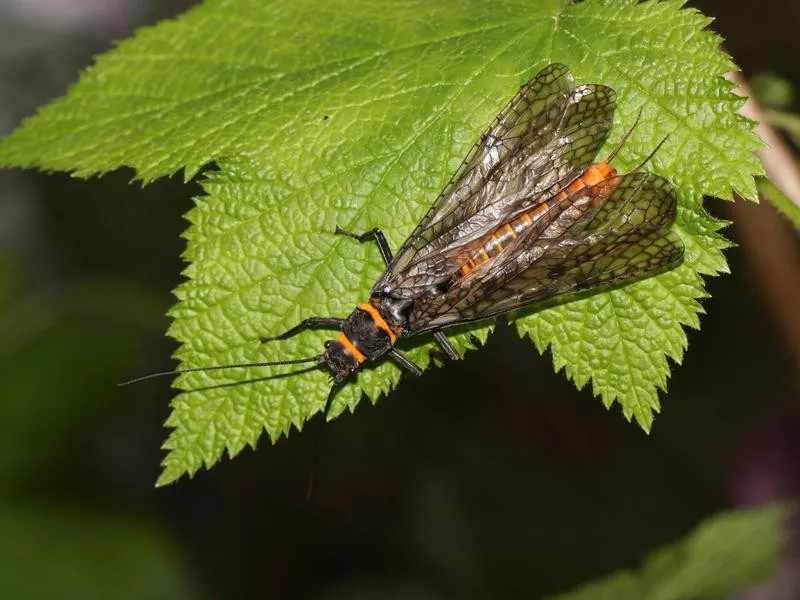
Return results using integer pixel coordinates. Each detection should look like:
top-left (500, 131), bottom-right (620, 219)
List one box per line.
top-left (458, 214), bottom-right (530, 277)
top-left (458, 163), bottom-right (618, 278)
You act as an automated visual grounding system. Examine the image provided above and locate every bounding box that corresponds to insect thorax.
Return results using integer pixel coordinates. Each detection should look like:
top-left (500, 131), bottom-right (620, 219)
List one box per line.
top-left (341, 303), bottom-right (397, 359)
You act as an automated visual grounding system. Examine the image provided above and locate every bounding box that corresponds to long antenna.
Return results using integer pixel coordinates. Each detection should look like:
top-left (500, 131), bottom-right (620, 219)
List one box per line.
top-left (118, 355), bottom-right (325, 386)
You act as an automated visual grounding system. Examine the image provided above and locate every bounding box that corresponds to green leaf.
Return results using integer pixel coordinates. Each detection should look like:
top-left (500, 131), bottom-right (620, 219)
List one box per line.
top-left (547, 504), bottom-right (789, 600)
top-left (0, 0), bottom-right (763, 483)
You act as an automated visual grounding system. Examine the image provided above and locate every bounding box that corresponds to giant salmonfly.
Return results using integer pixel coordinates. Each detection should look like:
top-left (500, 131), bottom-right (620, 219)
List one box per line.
top-left (125, 63), bottom-right (684, 423)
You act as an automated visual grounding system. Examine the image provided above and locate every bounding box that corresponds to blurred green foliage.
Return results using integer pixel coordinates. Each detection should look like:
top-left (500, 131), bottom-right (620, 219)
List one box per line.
top-left (0, 501), bottom-right (206, 600)
top-left (757, 178), bottom-right (800, 228)
top-left (749, 70), bottom-right (800, 226)
top-left (548, 505), bottom-right (788, 600)
top-left (0, 273), bottom-right (159, 483)
top-left (751, 72), bottom-right (795, 109)
top-left (0, 254), bottom-right (205, 598)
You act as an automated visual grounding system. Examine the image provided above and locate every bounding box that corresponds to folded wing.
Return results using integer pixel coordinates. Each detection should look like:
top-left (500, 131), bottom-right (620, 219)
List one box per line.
top-left (408, 172), bottom-right (684, 331)
top-left (378, 63), bottom-right (617, 296)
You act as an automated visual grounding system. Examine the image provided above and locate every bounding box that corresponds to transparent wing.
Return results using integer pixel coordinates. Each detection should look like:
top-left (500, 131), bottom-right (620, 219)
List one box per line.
top-left (378, 64), bottom-right (617, 294)
top-left (408, 172), bottom-right (684, 332)
top-left (398, 63), bottom-right (575, 245)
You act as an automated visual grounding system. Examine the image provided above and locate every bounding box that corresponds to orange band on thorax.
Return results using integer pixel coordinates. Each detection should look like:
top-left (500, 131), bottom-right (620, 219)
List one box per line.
top-left (358, 303), bottom-right (397, 343)
top-left (337, 332), bottom-right (366, 363)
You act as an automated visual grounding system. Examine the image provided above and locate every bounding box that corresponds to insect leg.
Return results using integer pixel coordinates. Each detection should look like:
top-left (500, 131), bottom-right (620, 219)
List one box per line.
top-left (388, 348), bottom-right (423, 376)
top-left (335, 226), bottom-right (393, 266)
top-left (261, 317), bottom-right (344, 343)
top-left (433, 331), bottom-right (461, 360)
top-left (306, 381), bottom-right (341, 502)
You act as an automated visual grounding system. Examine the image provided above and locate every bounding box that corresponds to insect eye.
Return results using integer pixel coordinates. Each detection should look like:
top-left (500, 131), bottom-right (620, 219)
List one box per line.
top-left (324, 340), bottom-right (332, 349)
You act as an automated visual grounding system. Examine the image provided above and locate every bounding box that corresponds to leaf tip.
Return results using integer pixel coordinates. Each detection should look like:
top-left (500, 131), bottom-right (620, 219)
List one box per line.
top-left (155, 466), bottom-right (181, 488)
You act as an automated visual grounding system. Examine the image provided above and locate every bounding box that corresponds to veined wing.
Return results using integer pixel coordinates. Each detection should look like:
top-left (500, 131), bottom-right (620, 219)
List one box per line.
top-left (407, 172), bottom-right (684, 331)
top-left (394, 63), bottom-right (574, 256)
top-left (379, 65), bottom-right (617, 296)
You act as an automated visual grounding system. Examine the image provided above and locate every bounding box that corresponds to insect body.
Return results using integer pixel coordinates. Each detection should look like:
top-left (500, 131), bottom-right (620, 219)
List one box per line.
top-left (125, 63), bottom-right (684, 411)
top-left (262, 63), bottom-right (684, 395)
top-left (457, 160), bottom-right (616, 279)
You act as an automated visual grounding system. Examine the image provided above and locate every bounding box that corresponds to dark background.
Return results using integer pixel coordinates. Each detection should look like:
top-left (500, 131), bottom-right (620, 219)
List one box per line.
top-left (0, 1), bottom-right (798, 598)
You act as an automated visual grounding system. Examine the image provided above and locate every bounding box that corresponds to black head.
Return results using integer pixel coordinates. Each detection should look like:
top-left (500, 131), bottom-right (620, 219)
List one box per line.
top-left (323, 339), bottom-right (360, 382)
